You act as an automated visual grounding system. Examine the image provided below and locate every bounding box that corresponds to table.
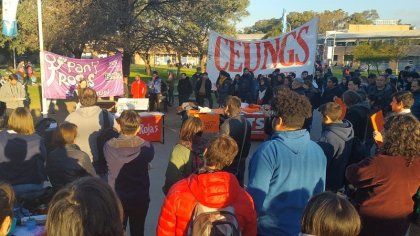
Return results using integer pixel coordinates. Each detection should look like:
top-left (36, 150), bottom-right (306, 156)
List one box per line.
top-left (187, 109), bottom-right (267, 140)
top-left (137, 112), bottom-right (165, 143)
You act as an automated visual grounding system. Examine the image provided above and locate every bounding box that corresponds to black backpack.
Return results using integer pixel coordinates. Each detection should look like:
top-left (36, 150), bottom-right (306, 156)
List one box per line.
top-left (95, 109), bottom-right (119, 175)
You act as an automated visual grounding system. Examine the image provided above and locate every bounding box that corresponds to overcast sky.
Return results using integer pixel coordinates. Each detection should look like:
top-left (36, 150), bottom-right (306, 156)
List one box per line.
top-left (237, 0), bottom-right (420, 30)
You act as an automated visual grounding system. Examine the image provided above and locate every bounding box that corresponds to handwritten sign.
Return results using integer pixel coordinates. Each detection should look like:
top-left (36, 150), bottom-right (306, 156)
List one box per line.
top-left (116, 98), bottom-right (149, 113)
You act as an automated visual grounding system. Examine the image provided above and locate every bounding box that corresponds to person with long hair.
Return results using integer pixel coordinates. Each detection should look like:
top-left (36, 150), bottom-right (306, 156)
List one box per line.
top-left (47, 122), bottom-right (96, 190)
top-left (162, 117), bottom-right (204, 195)
top-left (45, 177), bottom-right (124, 236)
top-left (0, 107), bottom-right (47, 197)
top-left (346, 115), bottom-right (420, 236)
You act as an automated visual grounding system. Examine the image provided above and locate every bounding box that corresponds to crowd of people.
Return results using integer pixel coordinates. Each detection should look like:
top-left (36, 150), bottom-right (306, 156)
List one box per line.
top-left (0, 62), bottom-right (419, 236)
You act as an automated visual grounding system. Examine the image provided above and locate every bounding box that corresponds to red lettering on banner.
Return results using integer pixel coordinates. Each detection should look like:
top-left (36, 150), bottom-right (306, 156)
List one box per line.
top-left (244, 42), bottom-right (261, 71)
top-left (295, 26), bottom-right (310, 65)
top-left (279, 32), bottom-right (297, 66)
top-left (261, 39), bottom-right (280, 69)
top-left (214, 36), bottom-right (228, 71)
top-left (228, 40), bottom-right (243, 72)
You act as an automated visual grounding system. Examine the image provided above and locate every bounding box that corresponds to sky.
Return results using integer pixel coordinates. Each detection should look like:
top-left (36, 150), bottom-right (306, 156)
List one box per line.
top-left (237, 0), bottom-right (420, 30)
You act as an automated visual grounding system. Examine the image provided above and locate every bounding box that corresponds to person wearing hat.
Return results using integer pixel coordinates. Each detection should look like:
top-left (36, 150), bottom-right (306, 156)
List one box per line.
top-left (0, 74), bottom-right (25, 119)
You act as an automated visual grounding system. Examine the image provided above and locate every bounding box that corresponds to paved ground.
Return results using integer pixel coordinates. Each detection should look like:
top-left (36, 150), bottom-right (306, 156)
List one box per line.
top-left (47, 98), bottom-right (323, 235)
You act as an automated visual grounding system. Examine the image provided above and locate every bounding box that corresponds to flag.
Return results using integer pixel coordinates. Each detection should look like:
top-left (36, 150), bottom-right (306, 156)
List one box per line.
top-left (2, 0), bottom-right (19, 37)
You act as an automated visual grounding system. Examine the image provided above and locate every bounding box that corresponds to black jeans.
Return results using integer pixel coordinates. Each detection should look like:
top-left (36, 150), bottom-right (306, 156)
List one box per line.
top-left (178, 94), bottom-right (190, 106)
top-left (148, 93), bottom-right (160, 111)
top-left (196, 94), bottom-right (213, 108)
top-left (123, 203), bottom-right (149, 236)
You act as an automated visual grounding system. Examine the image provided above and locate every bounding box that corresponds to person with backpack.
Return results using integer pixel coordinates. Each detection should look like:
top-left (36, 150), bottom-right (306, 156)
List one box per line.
top-left (162, 117), bottom-right (204, 195)
top-left (104, 110), bottom-right (154, 236)
top-left (157, 135), bottom-right (257, 236)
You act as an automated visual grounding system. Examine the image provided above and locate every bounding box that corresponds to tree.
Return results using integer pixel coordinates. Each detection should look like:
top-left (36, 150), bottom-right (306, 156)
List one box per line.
top-left (384, 39), bottom-right (410, 73)
top-left (244, 18), bottom-right (281, 34)
top-left (347, 10), bottom-right (379, 25)
top-left (353, 41), bottom-right (390, 74)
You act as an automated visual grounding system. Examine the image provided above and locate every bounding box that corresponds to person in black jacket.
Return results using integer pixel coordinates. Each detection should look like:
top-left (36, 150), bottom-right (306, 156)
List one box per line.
top-left (220, 96), bottom-right (251, 186)
top-left (195, 72), bottom-right (213, 108)
top-left (320, 77), bottom-right (343, 105)
top-left (177, 73), bottom-right (192, 106)
top-left (47, 122), bottom-right (96, 191)
top-left (318, 102), bottom-right (354, 192)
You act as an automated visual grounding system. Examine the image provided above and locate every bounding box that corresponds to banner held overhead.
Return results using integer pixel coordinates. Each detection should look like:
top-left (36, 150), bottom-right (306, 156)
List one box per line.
top-left (206, 18), bottom-right (319, 84)
top-left (42, 52), bottom-right (124, 99)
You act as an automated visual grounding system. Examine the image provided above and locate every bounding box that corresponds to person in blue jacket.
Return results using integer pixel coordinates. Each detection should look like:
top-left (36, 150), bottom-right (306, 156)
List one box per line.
top-left (247, 88), bottom-right (326, 236)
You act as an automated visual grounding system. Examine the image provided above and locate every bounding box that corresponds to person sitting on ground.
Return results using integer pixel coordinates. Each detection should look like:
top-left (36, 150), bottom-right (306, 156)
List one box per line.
top-left (300, 191), bottom-right (361, 236)
top-left (346, 115), bottom-right (420, 236)
top-left (390, 90), bottom-right (415, 116)
top-left (162, 117), bottom-right (204, 195)
top-left (45, 177), bottom-right (124, 236)
top-left (220, 96), bottom-right (251, 187)
top-left (0, 107), bottom-right (47, 197)
top-left (0, 182), bottom-right (15, 236)
top-left (104, 110), bottom-right (154, 236)
top-left (157, 135), bottom-right (257, 236)
top-left (318, 102), bottom-right (354, 192)
top-left (47, 122), bottom-right (97, 191)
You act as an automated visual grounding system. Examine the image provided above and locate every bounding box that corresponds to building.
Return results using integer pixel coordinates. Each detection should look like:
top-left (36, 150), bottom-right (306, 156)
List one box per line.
top-left (318, 22), bottom-right (420, 72)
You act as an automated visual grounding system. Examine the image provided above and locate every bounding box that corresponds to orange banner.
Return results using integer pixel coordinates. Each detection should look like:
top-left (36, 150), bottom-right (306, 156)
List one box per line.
top-left (370, 110), bottom-right (384, 133)
top-left (188, 110), bottom-right (220, 133)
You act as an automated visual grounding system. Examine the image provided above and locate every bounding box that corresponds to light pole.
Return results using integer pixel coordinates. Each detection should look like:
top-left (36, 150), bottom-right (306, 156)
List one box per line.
top-left (323, 31), bottom-right (336, 66)
top-left (37, 0), bottom-right (48, 117)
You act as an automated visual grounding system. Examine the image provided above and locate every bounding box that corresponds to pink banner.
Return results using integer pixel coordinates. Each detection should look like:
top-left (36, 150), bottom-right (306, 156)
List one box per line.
top-left (42, 51), bottom-right (124, 99)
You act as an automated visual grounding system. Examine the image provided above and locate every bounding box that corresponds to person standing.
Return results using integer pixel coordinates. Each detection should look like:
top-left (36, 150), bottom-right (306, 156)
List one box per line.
top-left (190, 67), bottom-right (202, 97)
top-left (65, 87), bottom-right (119, 163)
top-left (318, 102), bottom-right (354, 192)
top-left (367, 74), bottom-right (394, 114)
top-left (167, 72), bottom-right (175, 106)
top-left (220, 96), bottom-right (251, 186)
top-left (237, 68), bottom-right (254, 103)
top-left (411, 78), bottom-right (420, 119)
top-left (157, 135), bottom-right (257, 236)
top-left (105, 110), bottom-right (154, 236)
top-left (247, 88), bottom-right (326, 236)
top-left (148, 71), bottom-right (161, 111)
top-left (195, 72), bottom-right (213, 108)
top-left (177, 73), bottom-right (192, 106)
top-left (131, 75), bottom-right (147, 98)
top-left (216, 70), bottom-right (233, 107)
top-left (0, 74), bottom-right (25, 119)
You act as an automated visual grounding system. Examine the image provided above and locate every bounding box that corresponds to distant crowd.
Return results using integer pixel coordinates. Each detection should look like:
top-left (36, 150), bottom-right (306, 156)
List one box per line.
top-left (0, 62), bottom-right (419, 236)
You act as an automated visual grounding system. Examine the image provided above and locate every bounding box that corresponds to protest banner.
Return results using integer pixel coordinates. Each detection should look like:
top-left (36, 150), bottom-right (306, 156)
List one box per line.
top-left (206, 18), bottom-right (319, 84)
top-left (370, 110), bottom-right (384, 133)
top-left (42, 52), bottom-right (124, 99)
top-left (2, 0), bottom-right (19, 36)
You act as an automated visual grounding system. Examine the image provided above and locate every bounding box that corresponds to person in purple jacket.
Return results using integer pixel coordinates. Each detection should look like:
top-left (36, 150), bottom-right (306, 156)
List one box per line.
top-left (104, 110), bottom-right (154, 236)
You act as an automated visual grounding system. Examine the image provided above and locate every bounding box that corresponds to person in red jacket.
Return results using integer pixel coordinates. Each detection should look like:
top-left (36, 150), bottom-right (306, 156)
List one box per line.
top-left (131, 75), bottom-right (147, 98)
top-left (156, 135), bottom-right (257, 236)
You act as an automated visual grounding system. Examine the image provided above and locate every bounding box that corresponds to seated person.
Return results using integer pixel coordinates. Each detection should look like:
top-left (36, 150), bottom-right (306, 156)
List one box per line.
top-left (47, 122), bottom-right (96, 190)
top-left (0, 108), bottom-right (47, 197)
top-left (45, 177), bottom-right (124, 236)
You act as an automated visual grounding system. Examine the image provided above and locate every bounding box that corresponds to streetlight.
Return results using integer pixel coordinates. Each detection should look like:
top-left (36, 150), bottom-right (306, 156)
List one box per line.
top-left (323, 31), bottom-right (336, 66)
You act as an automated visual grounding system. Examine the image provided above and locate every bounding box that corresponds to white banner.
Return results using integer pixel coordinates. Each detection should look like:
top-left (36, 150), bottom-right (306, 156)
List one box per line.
top-left (2, 0), bottom-right (19, 36)
top-left (206, 18), bottom-right (319, 84)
